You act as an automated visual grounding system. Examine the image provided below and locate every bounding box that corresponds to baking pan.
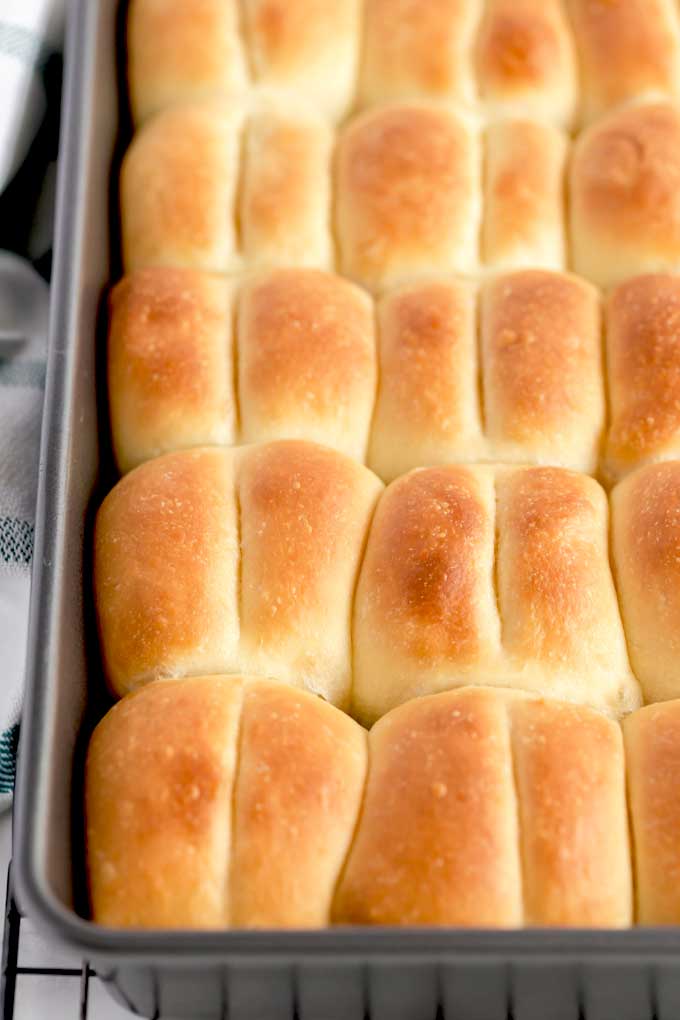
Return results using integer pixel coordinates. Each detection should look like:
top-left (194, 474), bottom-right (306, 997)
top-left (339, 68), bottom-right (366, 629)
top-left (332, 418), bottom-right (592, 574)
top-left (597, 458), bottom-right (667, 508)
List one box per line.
top-left (11, 1), bottom-right (680, 1018)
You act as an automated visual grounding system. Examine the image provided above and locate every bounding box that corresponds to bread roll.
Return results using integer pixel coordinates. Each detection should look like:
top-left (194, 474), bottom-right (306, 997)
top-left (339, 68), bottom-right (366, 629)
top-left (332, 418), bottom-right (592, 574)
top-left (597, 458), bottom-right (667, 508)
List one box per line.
top-left (368, 278), bottom-right (482, 482)
top-left (604, 274), bottom-right (680, 484)
top-left (570, 102), bottom-right (680, 288)
top-left (624, 699), bottom-right (680, 925)
top-left (476, 0), bottom-right (577, 126)
top-left (128, 0), bottom-right (360, 124)
top-left (108, 268), bottom-right (235, 474)
top-left (86, 675), bottom-right (244, 928)
top-left (480, 270), bottom-right (603, 473)
top-left (121, 103), bottom-right (332, 274)
top-left (334, 687), bottom-right (631, 927)
top-left (127, 0), bottom-right (247, 124)
top-left (336, 105), bottom-right (480, 291)
top-left (358, 0), bottom-right (480, 108)
top-left (565, 0), bottom-right (680, 125)
top-left (353, 464), bottom-right (640, 724)
top-left (237, 268), bottom-right (376, 459)
top-left (482, 121), bottom-right (567, 271)
top-left (611, 461), bottom-right (680, 703)
top-left (87, 675), bottom-right (366, 928)
top-left (94, 443), bottom-right (383, 704)
top-left (231, 680), bottom-right (367, 927)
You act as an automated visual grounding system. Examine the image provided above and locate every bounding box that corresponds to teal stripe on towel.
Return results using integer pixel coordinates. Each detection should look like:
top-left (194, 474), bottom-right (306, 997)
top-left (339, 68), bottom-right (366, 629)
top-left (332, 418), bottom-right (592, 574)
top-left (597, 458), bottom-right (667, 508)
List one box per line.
top-left (0, 518), bottom-right (33, 566)
top-left (0, 358), bottom-right (45, 388)
top-left (0, 22), bottom-right (47, 69)
top-left (0, 725), bottom-right (19, 794)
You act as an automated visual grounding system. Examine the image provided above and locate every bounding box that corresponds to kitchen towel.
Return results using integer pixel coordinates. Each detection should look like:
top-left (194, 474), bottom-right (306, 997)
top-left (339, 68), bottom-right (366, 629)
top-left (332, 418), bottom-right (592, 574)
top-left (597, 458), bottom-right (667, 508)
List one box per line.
top-left (0, 0), bottom-right (65, 809)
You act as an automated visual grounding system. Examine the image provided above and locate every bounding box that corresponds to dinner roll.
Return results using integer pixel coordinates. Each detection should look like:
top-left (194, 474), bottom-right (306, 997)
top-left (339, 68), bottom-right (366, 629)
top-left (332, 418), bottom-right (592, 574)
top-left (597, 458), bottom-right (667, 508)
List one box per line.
top-left (611, 461), bottom-right (680, 703)
top-left (121, 103), bottom-right (333, 274)
top-left (476, 0), bottom-right (577, 126)
top-left (353, 464), bottom-right (640, 724)
top-left (358, 0), bottom-right (480, 108)
top-left (108, 268), bottom-right (236, 474)
top-left (565, 0), bottom-right (680, 125)
top-left (604, 274), bottom-right (680, 484)
top-left (94, 443), bottom-right (382, 703)
top-left (128, 0), bottom-right (361, 124)
top-left (108, 267), bottom-right (376, 473)
top-left (87, 676), bottom-right (367, 928)
top-left (334, 687), bottom-right (631, 927)
top-left (336, 104), bottom-right (480, 291)
top-left (624, 699), bottom-right (680, 925)
top-left (570, 102), bottom-right (680, 288)
top-left (482, 120), bottom-right (567, 271)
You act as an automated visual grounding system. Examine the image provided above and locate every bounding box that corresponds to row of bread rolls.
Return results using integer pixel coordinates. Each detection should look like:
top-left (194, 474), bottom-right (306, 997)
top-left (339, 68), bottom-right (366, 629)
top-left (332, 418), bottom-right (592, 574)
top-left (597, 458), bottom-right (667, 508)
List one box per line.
top-left (128, 0), bottom-right (680, 129)
top-left (95, 439), bottom-right (680, 722)
top-left (109, 265), bottom-right (680, 486)
top-left (120, 98), bottom-right (680, 292)
top-left (86, 676), bottom-right (680, 929)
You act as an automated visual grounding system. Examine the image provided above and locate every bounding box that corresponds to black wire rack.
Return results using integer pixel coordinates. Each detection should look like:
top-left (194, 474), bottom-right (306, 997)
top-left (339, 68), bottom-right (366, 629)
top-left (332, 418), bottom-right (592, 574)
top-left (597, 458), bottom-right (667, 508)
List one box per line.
top-left (1, 862), bottom-right (92, 1019)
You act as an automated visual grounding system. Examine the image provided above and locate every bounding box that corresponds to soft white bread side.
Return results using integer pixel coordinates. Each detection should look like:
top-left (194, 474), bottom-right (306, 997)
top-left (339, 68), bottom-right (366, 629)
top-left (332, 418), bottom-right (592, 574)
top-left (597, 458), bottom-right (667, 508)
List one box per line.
top-left (94, 443), bottom-right (383, 705)
top-left (611, 461), bottom-right (680, 704)
top-left (353, 464), bottom-right (640, 724)
top-left (333, 687), bottom-right (631, 927)
top-left (86, 676), bottom-right (367, 928)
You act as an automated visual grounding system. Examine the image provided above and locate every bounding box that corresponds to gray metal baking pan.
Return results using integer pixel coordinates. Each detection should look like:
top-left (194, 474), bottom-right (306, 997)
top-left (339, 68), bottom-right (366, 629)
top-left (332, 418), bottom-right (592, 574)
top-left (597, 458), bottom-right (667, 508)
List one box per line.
top-left (11, 1), bottom-right (680, 1017)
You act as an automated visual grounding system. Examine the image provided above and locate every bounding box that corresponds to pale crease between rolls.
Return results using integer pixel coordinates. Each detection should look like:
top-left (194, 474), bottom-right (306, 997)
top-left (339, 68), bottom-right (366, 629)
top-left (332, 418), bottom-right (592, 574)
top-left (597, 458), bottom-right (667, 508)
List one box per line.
top-left (87, 679), bottom-right (635, 929)
top-left (94, 441), bottom-right (644, 719)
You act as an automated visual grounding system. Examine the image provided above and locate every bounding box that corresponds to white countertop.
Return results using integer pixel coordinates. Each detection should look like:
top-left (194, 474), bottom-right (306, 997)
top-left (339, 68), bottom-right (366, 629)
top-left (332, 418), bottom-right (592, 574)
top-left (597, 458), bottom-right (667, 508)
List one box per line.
top-left (0, 813), bottom-right (132, 1020)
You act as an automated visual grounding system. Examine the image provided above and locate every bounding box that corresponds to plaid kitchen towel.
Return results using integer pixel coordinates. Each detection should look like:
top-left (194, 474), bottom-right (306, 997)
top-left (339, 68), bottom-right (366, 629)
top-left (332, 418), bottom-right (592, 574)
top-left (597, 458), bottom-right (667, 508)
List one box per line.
top-left (0, 0), bottom-right (64, 808)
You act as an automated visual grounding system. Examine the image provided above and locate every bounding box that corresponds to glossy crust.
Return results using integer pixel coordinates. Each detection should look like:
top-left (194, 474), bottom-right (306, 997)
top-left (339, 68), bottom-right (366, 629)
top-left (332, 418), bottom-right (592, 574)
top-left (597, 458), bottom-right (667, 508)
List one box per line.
top-left (358, 0), bottom-right (480, 107)
top-left (86, 675), bottom-right (244, 928)
top-left (624, 700), bottom-right (680, 924)
top-left (231, 680), bottom-right (367, 927)
top-left (570, 102), bottom-right (680, 288)
top-left (566, 0), bottom-right (680, 125)
top-left (611, 462), bottom-right (680, 704)
top-left (476, 0), bottom-right (577, 125)
top-left (95, 442), bottom-right (382, 706)
top-left (604, 274), bottom-right (680, 483)
top-left (334, 687), bottom-right (630, 927)
top-left (482, 121), bottom-right (567, 271)
top-left (108, 268), bottom-right (235, 473)
top-left (336, 105), bottom-right (480, 291)
top-left (353, 464), bottom-right (639, 724)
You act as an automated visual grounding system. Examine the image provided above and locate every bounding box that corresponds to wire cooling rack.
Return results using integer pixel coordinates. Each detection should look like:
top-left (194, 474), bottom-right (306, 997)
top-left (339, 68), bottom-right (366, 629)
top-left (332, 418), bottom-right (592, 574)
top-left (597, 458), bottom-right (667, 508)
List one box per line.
top-left (1, 863), bottom-right (92, 1020)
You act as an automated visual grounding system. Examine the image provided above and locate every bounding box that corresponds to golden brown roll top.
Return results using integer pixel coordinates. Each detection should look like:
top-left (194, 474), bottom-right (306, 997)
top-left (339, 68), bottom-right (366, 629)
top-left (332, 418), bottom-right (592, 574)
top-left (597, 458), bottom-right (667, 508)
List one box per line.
top-left (94, 443), bottom-right (383, 704)
top-left (611, 461), bottom-right (680, 704)
top-left (604, 274), bottom-right (680, 484)
top-left (108, 267), bottom-right (376, 473)
top-left (570, 101), bottom-right (680, 288)
top-left (353, 464), bottom-right (640, 724)
top-left (475, 0), bottom-right (577, 126)
top-left (335, 104), bottom-right (480, 291)
top-left (121, 103), bottom-right (333, 274)
top-left (335, 687), bottom-right (631, 927)
top-left (624, 699), bottom-right (680, 925)
top-left (88, 680), bottom-right (632, 929)
top-left (86, 676), bottom-right (367, 928)
top-left (128, 0), bottom-right (361, 123)
top-left (565, 0), bottom-right (680, 126)
top-left (111, 267), bottom-right (603, 480)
